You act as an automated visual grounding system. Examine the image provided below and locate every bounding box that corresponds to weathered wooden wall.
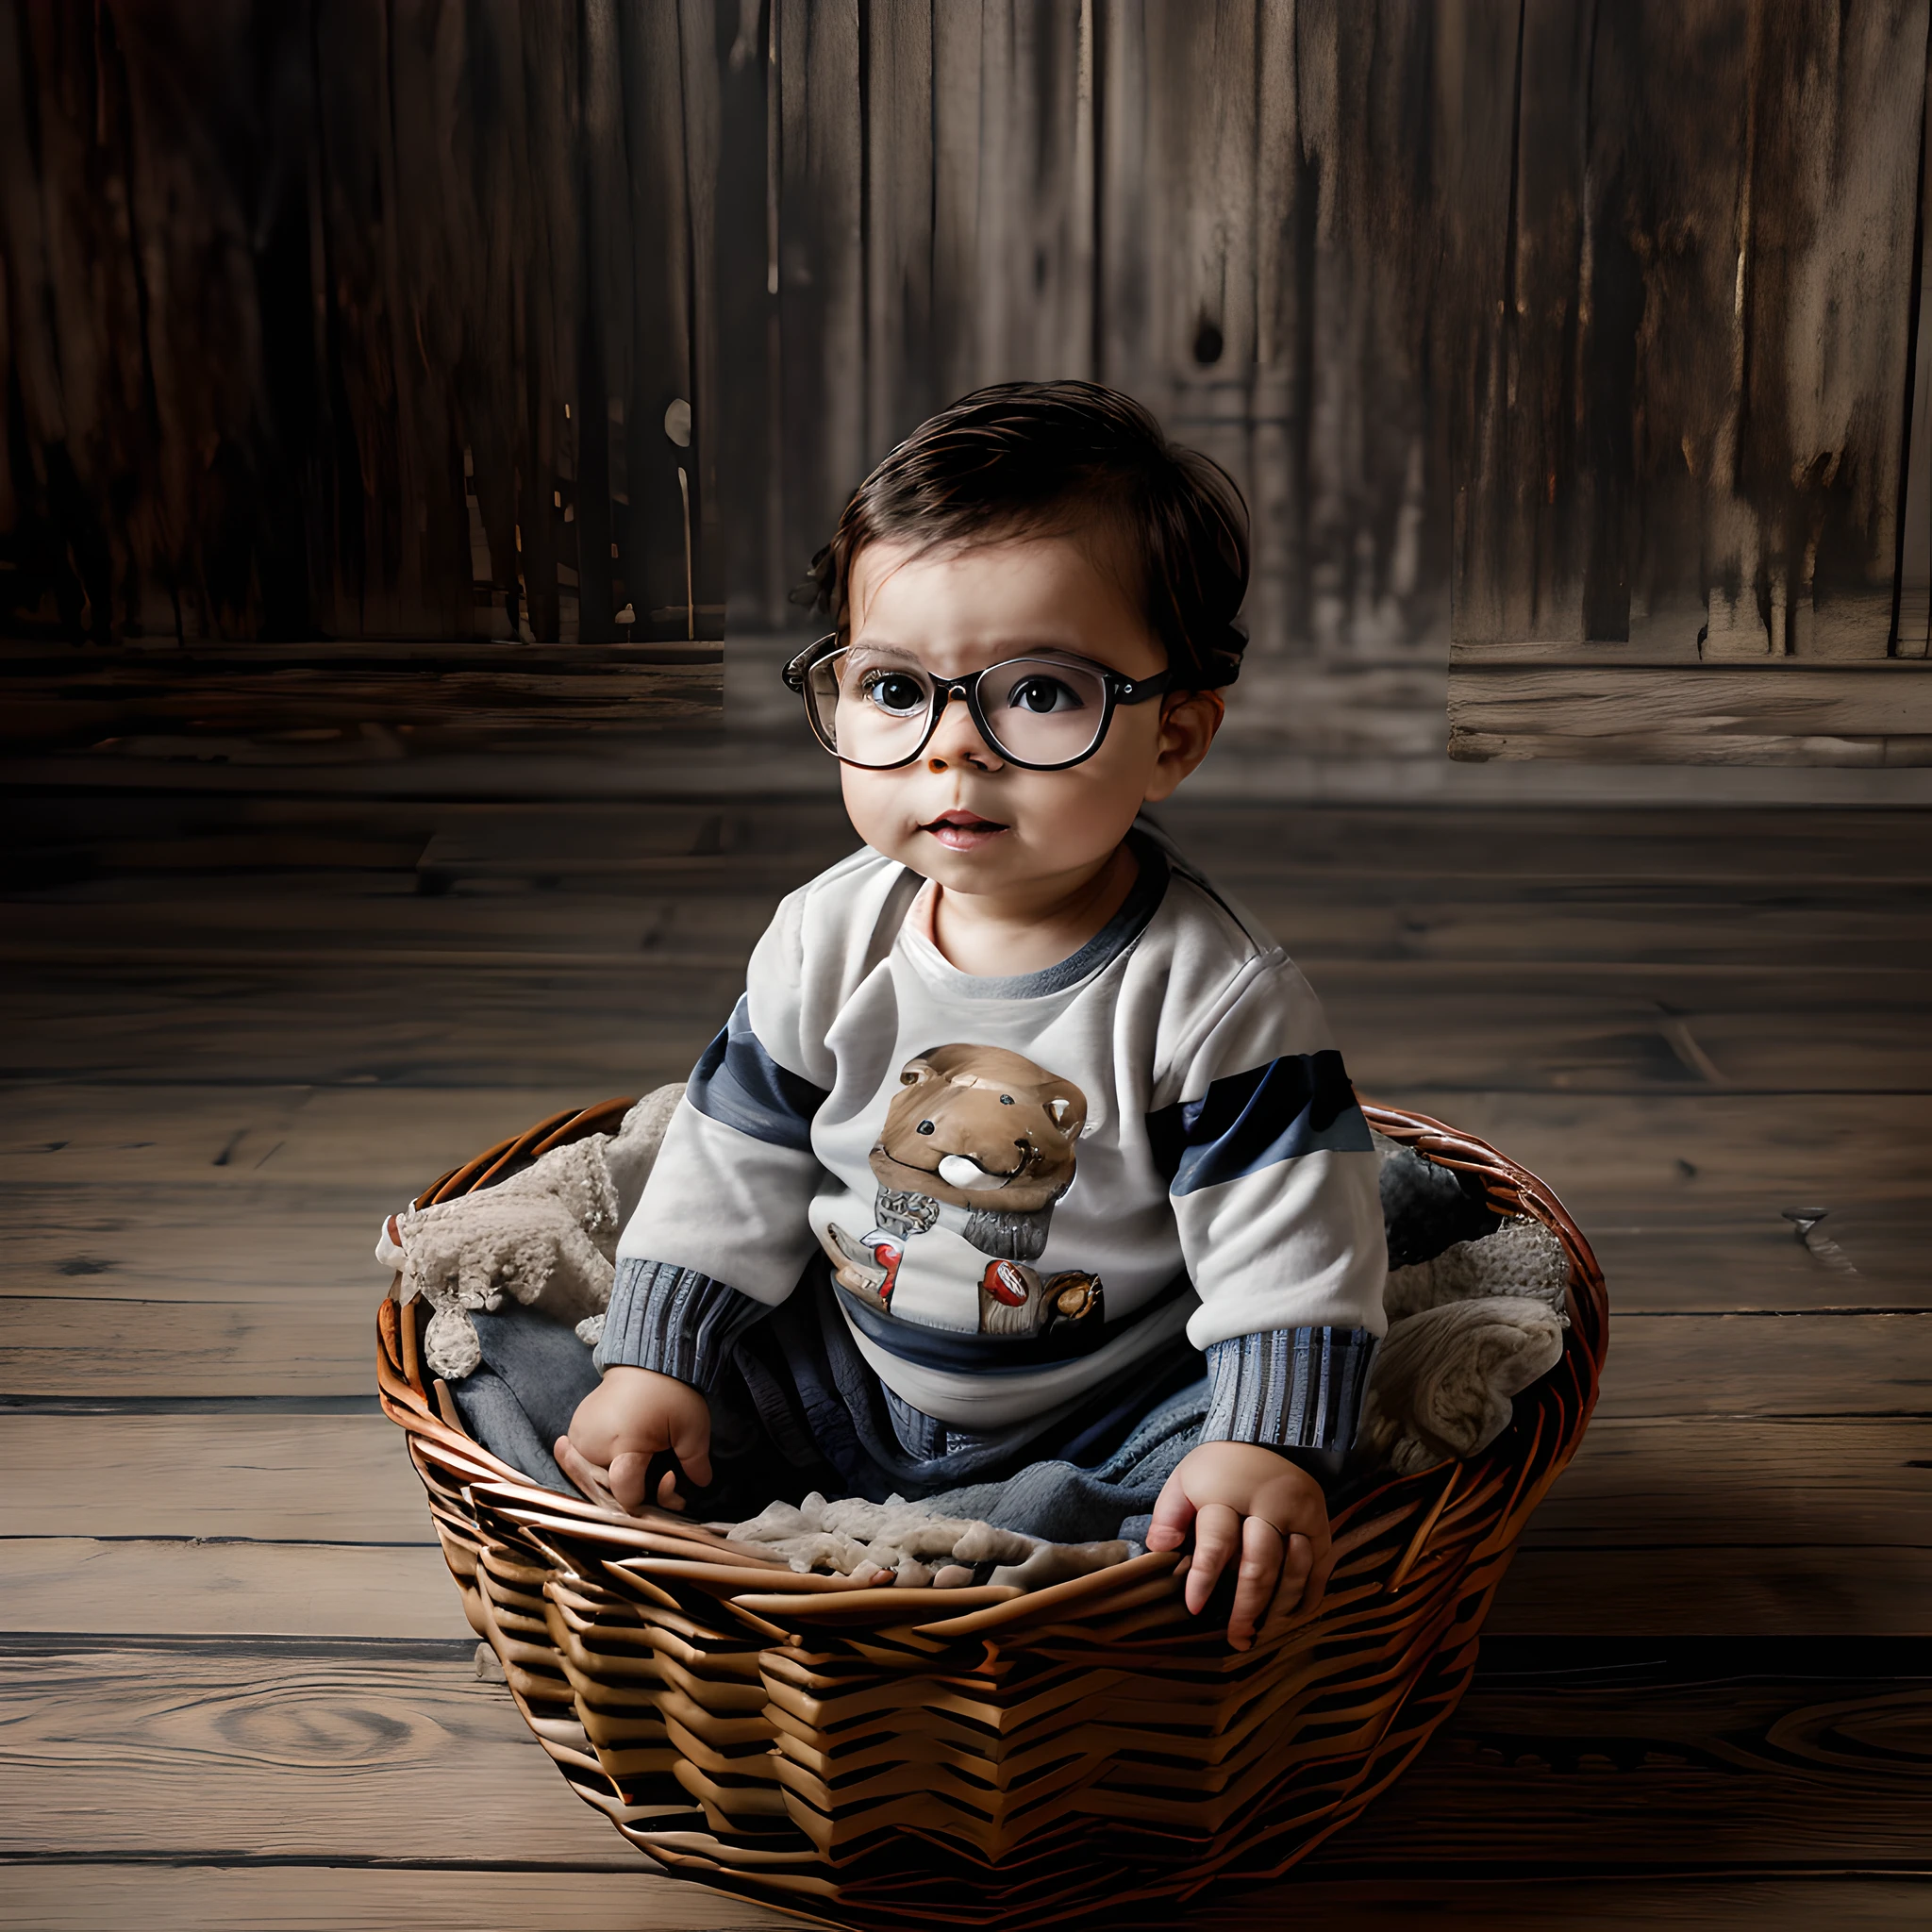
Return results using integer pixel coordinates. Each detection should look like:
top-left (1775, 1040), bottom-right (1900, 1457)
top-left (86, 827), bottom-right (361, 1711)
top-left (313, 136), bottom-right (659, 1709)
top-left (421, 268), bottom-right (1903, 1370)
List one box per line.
top-left (723, 0), bottom-right (1931, 765)
top-left (0, 0), bottom-right (724, 646)
top-left (8, 0), bottom-right (1927, 767)
top-left (724, 0), bottom-right (1451, 708)
top-left (1443, 0), bottom-right (1932, 762)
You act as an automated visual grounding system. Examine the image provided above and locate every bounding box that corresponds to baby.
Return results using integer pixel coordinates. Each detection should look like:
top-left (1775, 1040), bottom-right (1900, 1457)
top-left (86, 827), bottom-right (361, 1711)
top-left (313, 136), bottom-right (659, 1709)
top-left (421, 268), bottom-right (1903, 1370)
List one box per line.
top-left (560, 381), bottom-right (1387, 1649)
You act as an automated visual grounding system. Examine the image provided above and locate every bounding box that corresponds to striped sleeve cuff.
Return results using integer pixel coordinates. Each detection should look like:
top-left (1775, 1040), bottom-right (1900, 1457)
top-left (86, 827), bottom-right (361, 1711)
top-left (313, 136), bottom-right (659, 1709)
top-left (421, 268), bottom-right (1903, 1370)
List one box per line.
top-left (1200, 1325), bottom-right (1377, 1474)
top-left (593, 1257), bottom-right (772, 1391)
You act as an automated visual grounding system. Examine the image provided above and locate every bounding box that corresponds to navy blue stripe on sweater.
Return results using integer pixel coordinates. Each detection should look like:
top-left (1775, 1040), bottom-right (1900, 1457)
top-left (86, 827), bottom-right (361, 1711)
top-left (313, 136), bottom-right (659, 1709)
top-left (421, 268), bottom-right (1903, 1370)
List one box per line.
top-left (685, 994), bottom-right (828, 1153)
top-left (1146, 1049), bottom-right (1371, 1197)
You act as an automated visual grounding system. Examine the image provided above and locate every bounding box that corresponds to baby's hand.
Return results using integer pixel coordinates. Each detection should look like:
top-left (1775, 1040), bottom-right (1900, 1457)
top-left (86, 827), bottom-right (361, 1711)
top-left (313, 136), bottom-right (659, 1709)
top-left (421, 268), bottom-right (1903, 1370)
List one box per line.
top-left (1145, 1441), bottom-right (1333, 1650)
top-left (557, 1366), bottom-right (712, 1516)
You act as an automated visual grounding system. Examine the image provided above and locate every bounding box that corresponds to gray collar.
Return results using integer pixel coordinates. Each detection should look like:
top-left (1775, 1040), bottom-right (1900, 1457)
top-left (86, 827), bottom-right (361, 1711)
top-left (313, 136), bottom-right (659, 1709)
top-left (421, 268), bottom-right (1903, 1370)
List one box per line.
top-left (911, 830), bottom-right (1171, 1001)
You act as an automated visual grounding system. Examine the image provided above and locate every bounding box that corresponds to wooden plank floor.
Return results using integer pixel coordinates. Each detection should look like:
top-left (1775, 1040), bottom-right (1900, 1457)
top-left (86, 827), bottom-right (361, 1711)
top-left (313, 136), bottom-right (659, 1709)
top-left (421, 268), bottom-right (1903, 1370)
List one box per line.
top-left (2, 769), bottom-right (1929, 1928)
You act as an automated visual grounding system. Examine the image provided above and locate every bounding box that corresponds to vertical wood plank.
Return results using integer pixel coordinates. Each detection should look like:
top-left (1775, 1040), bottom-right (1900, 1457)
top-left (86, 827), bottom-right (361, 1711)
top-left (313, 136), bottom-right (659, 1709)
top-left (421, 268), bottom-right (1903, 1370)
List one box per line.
top-left (1097, 0), bottom-right (1152, 400)
top-left (716, 0), bottom-right (779, 635)
top-left (311, 0), bottom-right (408, 636)
top-left (987, 0), bottom-right (1091, 385)
top-left (1, 1), bottom-right (117, 638)
top-left (929, 0), bottom-right (985, 403)
top-left (1895, 53), bottom-right (1931, 658)
top-left (1441, 0), bottom-right (1531, 653)
top-left (60, 2), bottom-right (181, 639)
top-left (1247, 0), bottom-right (1303, 659)
top-left (1453, 0), bottom-right (1930, 665)
top-left (1157, 0), bottom-right (1257, 626)
top-left (450, 0), bottom-right (536, 640)
top-left (575, 0), bottom-right (632, 645)
top-left (619, 0), bottom-right (699, 639)
top-left (1497, 0), bottom-right (1592, 648)
top-left (1298, 0), bottom-right (1441, 662)
top-left (863, 0), bottom-right (934, 450)
top-left (518, 0), bottom-right (585, 642)
top-left (1744, 0), bottom-right (1929, 658)
top-left (775, 0), bottom-right (862, 590)
top-left (384, 0), bottom-right (478, 641)
top-left (675, 0), bottom-right (723, 635)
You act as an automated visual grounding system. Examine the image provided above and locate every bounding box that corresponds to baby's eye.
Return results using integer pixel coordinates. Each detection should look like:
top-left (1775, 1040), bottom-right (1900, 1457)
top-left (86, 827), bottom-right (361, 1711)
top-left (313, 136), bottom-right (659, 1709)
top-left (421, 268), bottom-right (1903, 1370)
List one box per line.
top-left (858, 669), bottom-right (928, 717)
top-left (1005, 675), bottom-right (1082, 715)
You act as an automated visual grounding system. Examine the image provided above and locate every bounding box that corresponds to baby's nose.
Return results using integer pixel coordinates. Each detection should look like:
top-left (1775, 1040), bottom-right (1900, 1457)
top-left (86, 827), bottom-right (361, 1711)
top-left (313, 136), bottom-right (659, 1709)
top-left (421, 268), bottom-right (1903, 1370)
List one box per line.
top-left (924, 695), bottom-right (1002, 771)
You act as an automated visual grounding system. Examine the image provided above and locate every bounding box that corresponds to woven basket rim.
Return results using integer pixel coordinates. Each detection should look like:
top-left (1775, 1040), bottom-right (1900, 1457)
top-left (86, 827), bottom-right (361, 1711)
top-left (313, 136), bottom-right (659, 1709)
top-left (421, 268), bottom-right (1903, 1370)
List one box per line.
top-left (377, 1092), bottom-right (1607, 1639)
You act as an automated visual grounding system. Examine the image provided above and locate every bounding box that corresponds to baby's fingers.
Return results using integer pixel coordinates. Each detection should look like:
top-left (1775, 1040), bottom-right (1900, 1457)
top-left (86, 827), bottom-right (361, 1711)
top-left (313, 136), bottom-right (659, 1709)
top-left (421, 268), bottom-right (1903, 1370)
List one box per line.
top-left (608, 1448), bottom-right (655, 1515)
top-left (670, 1415), bottom-right (713, 1491)
top-left (1226, 1515), bottom-right (1285, 1650)
top-left (1258, 1531), bottom-right (1330, 1637)
top-left (1143, 1467), bottom-right (1198, 1554)
top-left (1185, 1503), bottom-right (1242, 1615)
top-left (555, 1435), bottom-right (619, 1511)
top-left (1293, 1530), bottom-right (1337, 1619)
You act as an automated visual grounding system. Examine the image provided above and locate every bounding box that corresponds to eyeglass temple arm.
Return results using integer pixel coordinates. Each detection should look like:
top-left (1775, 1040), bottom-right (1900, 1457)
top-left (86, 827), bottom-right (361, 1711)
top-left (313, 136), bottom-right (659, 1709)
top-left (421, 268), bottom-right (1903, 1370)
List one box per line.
top-left (782, 634), bottom-right (841, 691)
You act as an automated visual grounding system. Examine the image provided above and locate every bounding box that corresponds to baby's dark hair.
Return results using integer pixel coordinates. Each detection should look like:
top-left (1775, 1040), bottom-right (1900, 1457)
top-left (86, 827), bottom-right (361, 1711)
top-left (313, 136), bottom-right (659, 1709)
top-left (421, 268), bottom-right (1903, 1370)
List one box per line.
top-left (796, 380), bottom-right (1250, 689)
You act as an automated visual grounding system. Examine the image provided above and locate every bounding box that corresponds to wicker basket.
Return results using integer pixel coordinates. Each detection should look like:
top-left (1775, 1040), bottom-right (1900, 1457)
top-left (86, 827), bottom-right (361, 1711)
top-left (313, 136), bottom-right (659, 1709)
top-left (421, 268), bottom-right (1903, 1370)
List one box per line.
top-left (376, 1097), bottom-right (1606, 1928)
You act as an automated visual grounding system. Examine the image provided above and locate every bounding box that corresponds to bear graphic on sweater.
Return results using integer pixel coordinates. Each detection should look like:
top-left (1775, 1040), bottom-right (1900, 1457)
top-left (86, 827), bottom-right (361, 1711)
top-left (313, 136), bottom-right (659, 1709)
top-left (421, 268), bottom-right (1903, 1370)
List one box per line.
top-left (820, 1043), bottom-right (1104, 1336)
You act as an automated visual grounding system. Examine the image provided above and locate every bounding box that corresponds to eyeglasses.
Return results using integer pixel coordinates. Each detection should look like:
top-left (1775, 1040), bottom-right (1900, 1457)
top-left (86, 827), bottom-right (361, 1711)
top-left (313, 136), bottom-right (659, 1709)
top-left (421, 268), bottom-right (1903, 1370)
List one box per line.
top-left (782, 635), bottom-right (1172, 772)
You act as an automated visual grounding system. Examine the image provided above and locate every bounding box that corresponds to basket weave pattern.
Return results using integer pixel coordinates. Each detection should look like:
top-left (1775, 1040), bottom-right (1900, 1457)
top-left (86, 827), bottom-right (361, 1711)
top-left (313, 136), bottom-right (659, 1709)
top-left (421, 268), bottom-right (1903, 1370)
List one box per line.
top-left (376, 1099), bottom-right (1607, 1927)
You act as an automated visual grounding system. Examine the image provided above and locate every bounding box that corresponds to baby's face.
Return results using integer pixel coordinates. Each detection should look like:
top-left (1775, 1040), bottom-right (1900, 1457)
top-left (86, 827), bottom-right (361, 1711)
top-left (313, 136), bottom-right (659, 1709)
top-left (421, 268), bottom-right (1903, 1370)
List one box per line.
top-left (836, 531), bottom-right (1216, 898)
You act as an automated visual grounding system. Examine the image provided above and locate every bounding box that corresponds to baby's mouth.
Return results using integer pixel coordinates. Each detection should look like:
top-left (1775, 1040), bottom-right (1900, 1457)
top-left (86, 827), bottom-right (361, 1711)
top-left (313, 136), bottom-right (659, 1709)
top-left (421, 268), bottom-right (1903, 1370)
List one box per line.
top-left (920, 808), bottom-right (1009, 852)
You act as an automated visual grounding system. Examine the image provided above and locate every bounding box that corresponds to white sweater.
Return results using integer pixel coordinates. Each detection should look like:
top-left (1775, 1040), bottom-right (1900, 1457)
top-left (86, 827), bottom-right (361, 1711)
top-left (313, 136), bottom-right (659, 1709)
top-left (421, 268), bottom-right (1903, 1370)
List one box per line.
top-left (601, 826), bottom-right (1386, 1451)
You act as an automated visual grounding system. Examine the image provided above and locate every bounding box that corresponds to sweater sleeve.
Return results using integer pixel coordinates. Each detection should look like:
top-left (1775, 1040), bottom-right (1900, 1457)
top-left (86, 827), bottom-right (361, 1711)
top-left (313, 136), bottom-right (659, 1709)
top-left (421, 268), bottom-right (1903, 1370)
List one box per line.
top-left (594, 1257), bottom-right (777, 1389)
top-left (602, 892), bottom-right (831, 1381)
top-left (1151, 954), bottom-right (1388, 1372)
top-left (1196, 1324), bottom-right (1378, 1476)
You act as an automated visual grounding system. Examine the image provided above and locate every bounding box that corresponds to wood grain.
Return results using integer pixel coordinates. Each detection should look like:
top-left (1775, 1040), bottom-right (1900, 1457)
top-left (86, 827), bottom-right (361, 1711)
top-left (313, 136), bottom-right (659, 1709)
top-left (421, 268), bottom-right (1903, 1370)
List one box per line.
top-left (0, 1867), bottom-right (783, 1932)
top-left (5, 1511), bottom-right (1922, 1641)
top-left (3, 787), bottom-right (1931, 1915)
top-left (1448, 662), bottom-right (1932, 765)
top-left (1488, 1547), bottom-right (1932, 1638)
top-left (3, 1646), bottom-right (1926, 1884)
top-left (0, 0), bottom-right (718, 647)
top-left (0, 641), bottom-right (722, 752)
top-left (0, 1541), bottom-right (466, 1640)
top-left (6, 1412), bottom-right (1925, 1557)
top-left (7, 1869), bottom-right (1925, 1932)
top-left (732, 0), bottom-right (1456, 691)
top-left (6, 1280), bottom-right (1925, 1409)
top-left (1448, 0), bottom-right (1931, 662)
top-left (10, 1169), bottom-right (1925, 1316)
top-left (5, 1078), bottom-right (1925, 1197)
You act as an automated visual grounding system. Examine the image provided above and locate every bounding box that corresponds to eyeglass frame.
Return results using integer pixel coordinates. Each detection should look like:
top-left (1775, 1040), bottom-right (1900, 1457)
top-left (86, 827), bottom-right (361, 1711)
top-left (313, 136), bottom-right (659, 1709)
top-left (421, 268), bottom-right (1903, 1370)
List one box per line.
top-left (781, 632), bottom-right (1174, 773)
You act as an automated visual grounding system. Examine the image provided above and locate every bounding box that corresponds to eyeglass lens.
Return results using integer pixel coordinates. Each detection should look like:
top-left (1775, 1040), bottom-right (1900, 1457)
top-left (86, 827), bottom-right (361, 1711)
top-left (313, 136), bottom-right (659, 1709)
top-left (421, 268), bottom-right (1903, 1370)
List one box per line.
top-left (805, 649), bottom-right (1110, 768)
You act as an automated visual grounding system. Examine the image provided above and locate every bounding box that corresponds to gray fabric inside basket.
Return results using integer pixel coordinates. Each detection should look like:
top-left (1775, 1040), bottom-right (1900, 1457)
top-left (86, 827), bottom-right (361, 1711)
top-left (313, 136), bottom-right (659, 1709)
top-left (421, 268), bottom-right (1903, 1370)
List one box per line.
top-left (450, 1307), bottom-right (600, 1491)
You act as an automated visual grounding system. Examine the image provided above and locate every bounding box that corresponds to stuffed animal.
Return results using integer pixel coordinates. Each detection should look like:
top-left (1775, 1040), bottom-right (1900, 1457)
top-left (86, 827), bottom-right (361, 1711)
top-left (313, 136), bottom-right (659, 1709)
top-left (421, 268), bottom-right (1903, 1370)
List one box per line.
top-left (378, 1087), bottom-right (682, 1381)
